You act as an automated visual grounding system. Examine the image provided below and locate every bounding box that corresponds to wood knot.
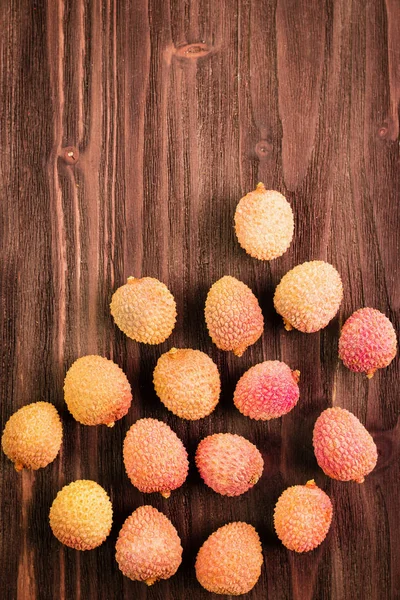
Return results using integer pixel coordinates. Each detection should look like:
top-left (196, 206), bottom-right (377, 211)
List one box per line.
top-left (378, 126), bottom-right (388, 139)
top-left (62, 146), bottom-right (79, 164)
top-left (255, 140), bottom-right (273, 159)
top-left (175, 43), bottom-right (212, 59)
top-left (377, 118), bottom-right (398, 141)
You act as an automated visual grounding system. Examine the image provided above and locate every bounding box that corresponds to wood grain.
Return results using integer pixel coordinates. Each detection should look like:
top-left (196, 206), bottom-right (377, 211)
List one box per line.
top-left (1, 1), bottom-right (399, 599)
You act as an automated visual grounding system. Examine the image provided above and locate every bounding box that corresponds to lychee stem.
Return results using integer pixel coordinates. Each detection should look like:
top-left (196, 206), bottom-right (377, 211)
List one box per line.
top-left (305, 479), bottom-right (317, 488)
top-left (283, 318), bottom-right (293, 331)
top-left (355, 476), bottom-right (365, 483)
top-left (127, 276), bottom-right (136, 284)
top-left (256, 182), bottom-right (266, 192)
top-left (292, 370), bottom-right (301, 383)
top-left (169, 347), bottom-right (179, 356)
top-left (14, 462), bottom-right (24, 472)
top-left (106, 422), bottom-right (115, 428)
top-left (233, 345), bottom-right (246, 357)
top-left (160, 490), bottom-right (171, 499)
top-left (145, 578), bottom-right (157, 586)
top-left (366, 369), bottom-right (376, 379)
top-left (249, 473), bottom-right (260, 485)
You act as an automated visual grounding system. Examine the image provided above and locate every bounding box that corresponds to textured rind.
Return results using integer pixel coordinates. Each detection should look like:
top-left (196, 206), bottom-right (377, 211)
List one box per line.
top-left (274, 481), bottom-right (333, 552)
top-left (273, 261), bottom-right (343, 332)
top-left (116, 505), bottom-right (182, 584)
top-left (234, 361), bottom-right (300, 420)
top-left (338, 308), bottom-right (397, 376)
top-left (205, 276), bottom-right (264, 356)
top-left (110, 277), bottom-right (177, 344)
top-left (1, 402), bottom-right (63, 471)
top-left (64, 355), bottom-right (132, 426)
top-left (153, 348), bottom-right (221, 420)
top-left (195, 433), bottom-right (264, 496)
top-left (195, 522), bottom-right (263, 595)
top-left (49, 480), bottom-right (113, 550)
top-left (234, 183), bottom-right (294, 260)
top-left (123, 418), bottom-right (189, 496)
top-left (313, 407), bottom-right (378, 482)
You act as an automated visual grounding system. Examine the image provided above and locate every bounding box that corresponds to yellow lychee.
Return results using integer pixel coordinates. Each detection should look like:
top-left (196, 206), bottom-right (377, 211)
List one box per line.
top-left (274, 260), bottom-right (343, 332)
top-left (123, 418), bottom-right (189, 498)
top-left (195, 522), bottom-right (263, 595)
top-left (110, 277), bottom-right (177, 344)
top-left (274, 480), bottom-right (333, 552)
top-left (153, 348), bottom-right (221, 420)
top-left (116, 505), bottom-right (182, 585)
top-left (49, 480), bottom-right (113, 550)
top-left (234, 182), bottom-right (294, 260)
top-left (205, 276), bottom-right (264, 356)
top-left (2, 402), bottom-right (63, 472)
top-left (64, 355), bottom-right (132, 427)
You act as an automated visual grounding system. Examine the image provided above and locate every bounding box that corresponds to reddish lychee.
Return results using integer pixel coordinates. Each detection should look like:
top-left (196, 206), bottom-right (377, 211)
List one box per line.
top-left (115, 505), bottom-right (182, 585)
top-left (123, 418), bottom-right (189, 498)
top-left (234, 360), bottom-right (300, 420)
top-left (339, 308), bottom-right (397, 378)
top-left (313, 407), bottom-right (378, 483)
top-left (195, 433), bottom-right (264, 496)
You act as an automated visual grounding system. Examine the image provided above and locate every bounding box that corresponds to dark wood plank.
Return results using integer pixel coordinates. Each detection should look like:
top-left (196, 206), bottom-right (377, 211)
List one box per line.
top-left (0, 0), bottom-right (399, 599)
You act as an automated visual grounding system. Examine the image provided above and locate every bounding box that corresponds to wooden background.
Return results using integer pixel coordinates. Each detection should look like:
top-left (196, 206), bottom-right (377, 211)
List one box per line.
top-left (1, 0), bottom-right (399, 598)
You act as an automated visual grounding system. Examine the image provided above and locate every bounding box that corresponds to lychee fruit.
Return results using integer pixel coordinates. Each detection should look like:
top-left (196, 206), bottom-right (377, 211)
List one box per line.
top-left (49, 480), bottom-right (113, 550)
top-left (123, 418), bottom-right (188, 498)
top-left (313, 407), bottom-right (378, 483)
top-left (205, 276), bottom-right (264, 357)
top-left (338, 307), bottom-right (397, 378)
top-left (234, 182), bottom-right (294, 260)
top-left (153, 348), bottom-right (221, 420)
top-left (273, 260), bottom-right (343, 332)
top-left (195, 433), bottom-right (264, 496)
top-left (234, 360), bottom-right (300, 420)
top-left (274, 480), bottom-right (333, 552)
top-left (110, 276), bottom-right (177, 344)
top-left (64, 355), bottom-right (132, 427)
top-left (116, 505), bottom-right (182, 585)
top-left (195, 522), bottom-right (263, 595)
top-left (2, 402), bottom-right (63, 472)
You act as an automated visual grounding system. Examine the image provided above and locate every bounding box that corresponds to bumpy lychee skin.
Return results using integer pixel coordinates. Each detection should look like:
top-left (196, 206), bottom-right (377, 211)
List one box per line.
top-left (116, 505), bottom-right (182, 586)
top-left (338, 308), bottom-right (397, 378)
top-left (153, 348), bottom-right (221, 420)
top-left (234, 361), bottom-right (300, 420)
top-left (49, 480), bottom-right (113, 550)
top-left (274, 480), bottom-right (333, 552)
top-left (110, 277), bottom-right (177, 344)
top-left (64, 355), bottom-right (132, 427)
top-left (205, 276), bottom-right (264, 357)
top-left (195, 433), bottom-right (264, 496)
top-left (195, 522), bottom-right (263, 595)
top-left (274, 261), bottom-right (343, 332)
top-left (123, 418), bottom-right (188, 498)
top-left (234, 183), bottom-right (294, 260)
top-left (2, 402), bottom-right (63, 472)
top-left (313, 407), bottom-right (378, 483)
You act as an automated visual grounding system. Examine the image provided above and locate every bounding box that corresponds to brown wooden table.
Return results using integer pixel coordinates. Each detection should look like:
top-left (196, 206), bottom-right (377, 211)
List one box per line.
top-left (1, 1), bottom-right (399, 599)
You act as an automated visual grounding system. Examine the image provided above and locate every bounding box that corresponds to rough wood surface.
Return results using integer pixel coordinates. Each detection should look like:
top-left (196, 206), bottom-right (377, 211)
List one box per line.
top-left (1, 1), bottom-right (399, 599)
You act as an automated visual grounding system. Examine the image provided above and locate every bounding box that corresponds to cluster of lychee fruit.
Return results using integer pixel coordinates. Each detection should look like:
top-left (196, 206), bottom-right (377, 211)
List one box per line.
top-left (2, 184), bottom-right (397, 595)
